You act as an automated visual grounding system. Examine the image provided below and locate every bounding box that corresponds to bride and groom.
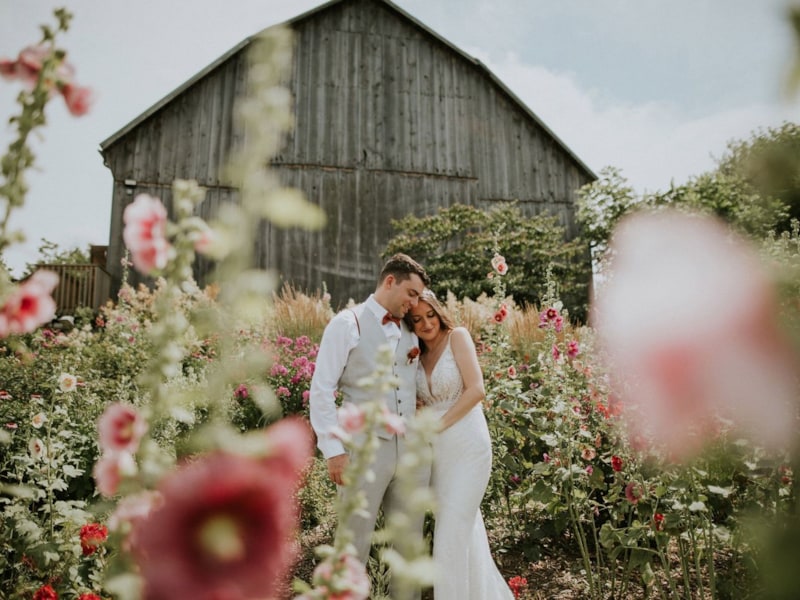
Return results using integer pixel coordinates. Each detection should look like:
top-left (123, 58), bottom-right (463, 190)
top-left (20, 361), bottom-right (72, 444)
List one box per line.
top-left (309, 253), bottom-right (515, 599)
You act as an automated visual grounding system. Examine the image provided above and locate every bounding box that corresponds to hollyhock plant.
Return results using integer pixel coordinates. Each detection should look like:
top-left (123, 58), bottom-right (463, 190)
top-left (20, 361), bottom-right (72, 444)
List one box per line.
top-left (0, 270), bottom-right (59, 337)
top-left (58, 372), bottom-right (78, 393)
top-left (98, 403), bottom-right (147, 454)
top-left (593, 209), bottom-right (800, 459)
top-left (132, 419), bottom-right (312, 600)
top-left (122, 193), bottom-right (171, 275)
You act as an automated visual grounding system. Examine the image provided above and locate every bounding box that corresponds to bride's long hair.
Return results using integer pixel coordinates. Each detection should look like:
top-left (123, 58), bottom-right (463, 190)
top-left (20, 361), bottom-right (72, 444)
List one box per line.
top-left (405, 289), bottom-right (455, 354)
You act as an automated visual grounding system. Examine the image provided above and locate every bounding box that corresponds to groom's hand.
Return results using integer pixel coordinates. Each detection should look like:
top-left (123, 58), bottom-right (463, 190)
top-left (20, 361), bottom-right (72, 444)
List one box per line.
top-left (327, 453), bottom-right (349, 486)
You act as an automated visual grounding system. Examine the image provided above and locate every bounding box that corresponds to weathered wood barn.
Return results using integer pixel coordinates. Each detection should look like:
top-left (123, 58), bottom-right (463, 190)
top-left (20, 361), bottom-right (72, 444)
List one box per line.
top-left (99, 0), bottom-right (595, 307)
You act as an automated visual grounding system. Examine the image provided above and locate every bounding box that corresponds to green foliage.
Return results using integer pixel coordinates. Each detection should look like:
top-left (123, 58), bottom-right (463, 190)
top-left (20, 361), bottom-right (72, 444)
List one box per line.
top-left (23, 238), bottom-right (91, 277)
top-left (577, 123), bottom-right (800, 272)
top-left (383, 202), bottom-right (592, 322)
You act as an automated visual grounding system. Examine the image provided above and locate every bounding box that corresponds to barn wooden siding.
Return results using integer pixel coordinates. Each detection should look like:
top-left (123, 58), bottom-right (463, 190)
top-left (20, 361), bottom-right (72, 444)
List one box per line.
top-left (100, 0), bottom-right (595, 307)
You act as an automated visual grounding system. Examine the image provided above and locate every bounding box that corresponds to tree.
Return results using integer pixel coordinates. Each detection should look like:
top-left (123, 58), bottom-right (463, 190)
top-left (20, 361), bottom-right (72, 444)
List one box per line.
top-left (383, 202), bottom-right (591, 321)
top-left (577, 122), bottom-right (798, 270)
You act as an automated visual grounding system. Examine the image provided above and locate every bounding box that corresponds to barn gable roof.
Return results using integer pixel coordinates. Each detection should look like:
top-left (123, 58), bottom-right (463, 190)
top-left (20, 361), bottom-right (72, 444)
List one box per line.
top-left (99, 0), bottom-right (595, 179)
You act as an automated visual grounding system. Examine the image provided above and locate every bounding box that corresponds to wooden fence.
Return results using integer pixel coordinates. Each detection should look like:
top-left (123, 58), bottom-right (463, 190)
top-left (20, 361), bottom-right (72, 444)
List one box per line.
top-left (34, 264), bottom-right (112, 315)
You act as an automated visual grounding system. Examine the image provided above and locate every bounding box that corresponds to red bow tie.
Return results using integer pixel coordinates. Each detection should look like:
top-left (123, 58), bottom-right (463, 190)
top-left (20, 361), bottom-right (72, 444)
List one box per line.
top-left (382, 311), bottom-right (401, 326)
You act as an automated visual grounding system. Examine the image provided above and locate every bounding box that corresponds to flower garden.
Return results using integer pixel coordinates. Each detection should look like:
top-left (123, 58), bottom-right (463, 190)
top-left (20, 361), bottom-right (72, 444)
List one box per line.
top-left (2, 8), bottom-right (800, 600)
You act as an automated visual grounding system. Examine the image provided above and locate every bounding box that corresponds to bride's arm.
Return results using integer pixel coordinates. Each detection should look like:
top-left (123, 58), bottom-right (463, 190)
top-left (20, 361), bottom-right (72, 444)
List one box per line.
top-left (438, 327), bottom-right (485, 432)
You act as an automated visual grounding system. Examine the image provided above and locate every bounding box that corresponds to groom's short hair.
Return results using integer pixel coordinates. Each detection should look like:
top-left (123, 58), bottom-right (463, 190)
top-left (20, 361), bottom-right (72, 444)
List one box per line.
top-left (379, 253), bottom-right (430, 287)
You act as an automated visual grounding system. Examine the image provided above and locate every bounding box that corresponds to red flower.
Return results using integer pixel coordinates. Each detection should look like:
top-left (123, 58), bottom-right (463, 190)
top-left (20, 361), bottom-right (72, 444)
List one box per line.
top-left (78, 594), bottom-right (102, 600)
top-left (508, 575), bottom-right (528, 598)
top-left (133, 418), bottom-right (312, 600)
top-left (406, 346), bottom-right (420, 364)
top-left (33, 585), bottom-right (58, 600)
top-left (80, 523), bottom-right (108, 556)
top-left (653, 513), bottom-right (665, 531)
top-left (611, 455), bottom-right (623, 472)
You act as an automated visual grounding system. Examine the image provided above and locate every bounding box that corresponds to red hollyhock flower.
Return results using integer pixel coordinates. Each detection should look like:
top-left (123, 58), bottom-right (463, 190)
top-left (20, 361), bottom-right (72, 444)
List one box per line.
top-left (653, 513), bottom-right (665, 531)
top-left (625, 481), bottom-right (644, 504)
top-left (133, 418), bottom-right (312, 600)
top-left (508, 575), bottom-right (528, 598)
top-left (79, 523), bottom-right (108, 556)
top-left (611, 455), bottom-right (623, 472)
top-left (78, 595), bottom-right (102, 600)
top-left (33, 585), bottom-right (58, 600)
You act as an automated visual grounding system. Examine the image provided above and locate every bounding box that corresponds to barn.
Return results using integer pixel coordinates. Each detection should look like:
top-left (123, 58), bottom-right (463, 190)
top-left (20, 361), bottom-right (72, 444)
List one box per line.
top-left (99, 0), bottom-right (596, 307)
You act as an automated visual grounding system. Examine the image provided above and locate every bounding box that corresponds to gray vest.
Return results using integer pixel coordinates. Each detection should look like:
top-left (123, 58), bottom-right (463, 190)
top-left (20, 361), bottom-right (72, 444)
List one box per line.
top-left (339, 306), bottom-right (418, 440)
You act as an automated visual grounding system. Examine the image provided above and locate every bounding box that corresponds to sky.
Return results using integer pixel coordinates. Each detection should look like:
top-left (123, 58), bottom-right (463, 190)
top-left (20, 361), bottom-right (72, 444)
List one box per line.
top-left (1, 0), bottom-right (799, 276)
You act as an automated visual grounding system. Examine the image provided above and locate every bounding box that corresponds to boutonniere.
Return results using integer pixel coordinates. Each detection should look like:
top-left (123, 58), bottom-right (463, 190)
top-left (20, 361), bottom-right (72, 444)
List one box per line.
top-left (406, 346), bottom-right (420, 365)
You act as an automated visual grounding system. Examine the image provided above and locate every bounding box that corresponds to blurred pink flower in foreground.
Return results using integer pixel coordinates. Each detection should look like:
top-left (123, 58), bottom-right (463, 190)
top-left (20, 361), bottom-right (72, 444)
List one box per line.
top-left (297, 551), bottom-right (371, 600)
top-left (1, 44), bottom-right (93, 116)
top-left (98, 403), bottom-right (147, 454)
top-left (0, 270), bottom-right (58, 337)
top-left (122, 193), bottom-right (171, 275)
top-left (593, 210), bottom-right (799, 459)
top-left (132, 418), bottom-right (313, 600)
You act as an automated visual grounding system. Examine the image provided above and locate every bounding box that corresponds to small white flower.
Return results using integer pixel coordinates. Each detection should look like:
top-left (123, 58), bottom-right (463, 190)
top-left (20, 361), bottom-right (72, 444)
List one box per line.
top-left (58, 372), bottom-right (78, 393)
top-left (29, 438), bottom-right (46, 459)
top-left (31, 412), bottom-right (46, 429)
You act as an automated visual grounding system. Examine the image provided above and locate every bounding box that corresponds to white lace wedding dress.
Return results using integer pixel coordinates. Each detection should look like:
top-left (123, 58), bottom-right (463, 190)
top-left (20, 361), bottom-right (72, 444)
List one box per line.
top-left (416, 335), bottom-right (515, 600)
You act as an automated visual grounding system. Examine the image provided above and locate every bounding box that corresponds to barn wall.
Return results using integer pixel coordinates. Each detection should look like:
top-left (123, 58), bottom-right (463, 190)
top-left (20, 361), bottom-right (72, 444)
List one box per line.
top-left (102, 0), bottom-right (593, 307)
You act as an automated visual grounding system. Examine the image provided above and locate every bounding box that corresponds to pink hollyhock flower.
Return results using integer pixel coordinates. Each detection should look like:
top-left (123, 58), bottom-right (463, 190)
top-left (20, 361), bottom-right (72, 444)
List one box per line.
top-left (507, 365), bottom-right (517, 378)
top-left (495, 260), bottom-right (508, 275)
top-left (593, 210), bottom-right (799, 459)
top-left (338, 402), bottom-right (366, 434)
top-left (276, 386), bottom-right (290, 397)
top-left (109, 489), bottom-right (164, 532)
top-left (61, 83), bottom-right (93, 116)
top-left (33, 584), bottom-right (58, 600)
top-left (581, 447), bottom-right (596, 461)
top-left (15, 44), bottom-right (49, 89)
top-left (611, 455), bottom-right (623, 472)
top-left (381, 407), bottom-right (406, 435)
top-left (551, 344), bottom-right (561, 360)
top-left (93, 451), bottom-right (136, 498)
top-left (0, 270), bottom-right (58, 337)
top-left (132, 422), bottom-right (312, 600)
top-left (0, 58), bottom-right (17, 79)
top-left (624, 481), bottom-right (644, 504)
top-left (542, 452), bottom-right (550, 463)
top-left (567, 340), bottom-right (580, 358)
top-left (79, 523), bottom-right (108, 556)
top-left (493, 310), bottom-right (507, 323)
top-left (491, 253), bottom-right (506, 270)
top-left (122, 193), bottom-right (171, 275)
top-left (98, 403), bottom-right (146, 454)
top-left (234, 384), bottom-right (249, 399)
top-left (306, 552), bottom-right (370, 600)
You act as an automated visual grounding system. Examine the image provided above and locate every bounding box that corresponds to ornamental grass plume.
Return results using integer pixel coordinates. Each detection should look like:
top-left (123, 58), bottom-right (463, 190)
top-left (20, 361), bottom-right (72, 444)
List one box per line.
top-left (132, 418), bottom-right (313, 600)
top-left (593, 209), bottom-right (799, 459)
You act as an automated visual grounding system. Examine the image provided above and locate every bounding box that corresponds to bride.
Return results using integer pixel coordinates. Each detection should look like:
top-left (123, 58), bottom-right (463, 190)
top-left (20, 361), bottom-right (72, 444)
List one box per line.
top-left (406, 289), bottom-right (515, 600)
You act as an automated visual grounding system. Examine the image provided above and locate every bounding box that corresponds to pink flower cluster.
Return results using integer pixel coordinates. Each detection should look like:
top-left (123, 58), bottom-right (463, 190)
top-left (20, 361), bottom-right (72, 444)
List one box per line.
top-left (538, 306), bottom-right (564, 332)
top-left (0, 270), bottom-right (59, 338)
top-left (297, 551), bottom-right (370, 600)
top-left (122, 193), bottom-right (171, 275)
top-left (266, 335), bottom-right (319, 414)
top-left (132, 418), bottom-right (313, 600)
top-left (0, 44), bottom-right (93, 116)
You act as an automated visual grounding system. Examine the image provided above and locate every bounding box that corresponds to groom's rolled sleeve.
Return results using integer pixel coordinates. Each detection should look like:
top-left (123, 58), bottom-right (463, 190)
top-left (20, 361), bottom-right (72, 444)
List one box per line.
top-left (309, 314), bottom-right (355, 458)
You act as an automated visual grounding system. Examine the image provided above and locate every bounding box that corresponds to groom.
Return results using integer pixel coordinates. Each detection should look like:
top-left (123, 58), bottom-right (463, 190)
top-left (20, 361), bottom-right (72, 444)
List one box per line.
top-left (309, 253), bottom-right (431, 585)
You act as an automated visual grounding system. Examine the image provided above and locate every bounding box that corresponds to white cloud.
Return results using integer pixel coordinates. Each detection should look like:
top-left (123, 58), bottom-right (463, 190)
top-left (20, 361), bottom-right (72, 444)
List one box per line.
top-left (477, 51), bottom-right (800, 193)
